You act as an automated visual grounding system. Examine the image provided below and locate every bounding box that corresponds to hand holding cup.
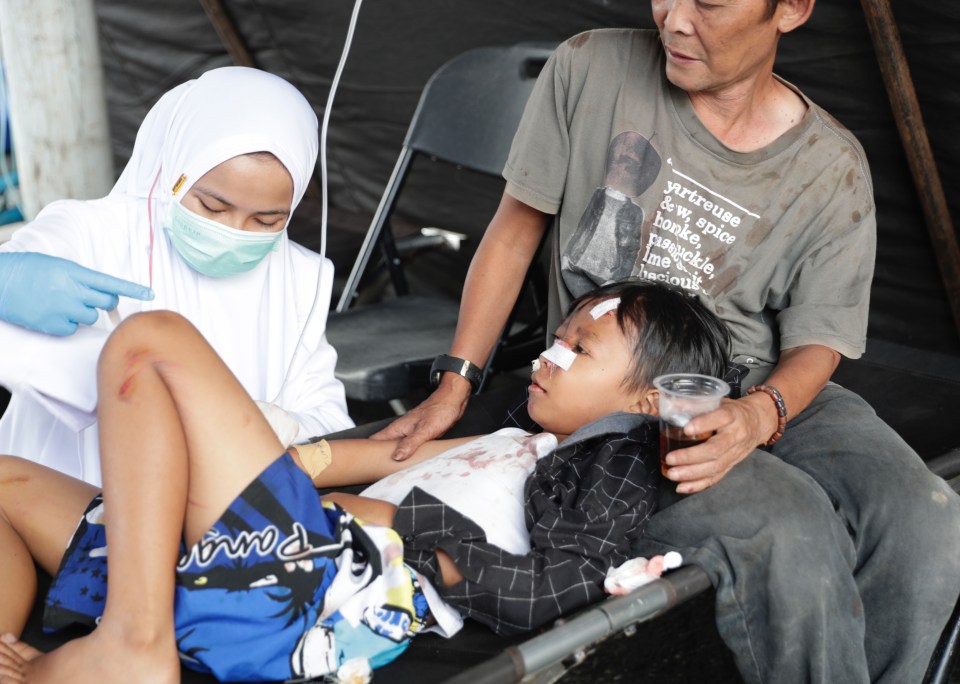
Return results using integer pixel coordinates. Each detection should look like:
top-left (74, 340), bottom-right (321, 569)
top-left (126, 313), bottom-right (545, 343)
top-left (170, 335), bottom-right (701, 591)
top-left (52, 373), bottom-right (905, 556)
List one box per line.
top-left (654, 373), bottom-right (730, 477)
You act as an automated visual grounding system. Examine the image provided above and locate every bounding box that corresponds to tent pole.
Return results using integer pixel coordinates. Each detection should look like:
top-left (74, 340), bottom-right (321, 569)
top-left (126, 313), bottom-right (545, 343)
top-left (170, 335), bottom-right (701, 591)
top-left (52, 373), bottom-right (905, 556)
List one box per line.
top-left (197, 0), bottom-right (257, 68)
top-left (860, 0), bottom-right (960, 341)
top-left (195, 0), bottom-right (323, 199)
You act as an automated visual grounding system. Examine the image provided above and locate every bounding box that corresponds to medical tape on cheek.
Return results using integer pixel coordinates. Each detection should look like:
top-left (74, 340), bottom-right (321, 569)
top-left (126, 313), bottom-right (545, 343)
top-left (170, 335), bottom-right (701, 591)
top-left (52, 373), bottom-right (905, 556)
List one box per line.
top-left (541, 341), bottom-right (577, 371)
top-left (590, 297), bottom-right (621, 319)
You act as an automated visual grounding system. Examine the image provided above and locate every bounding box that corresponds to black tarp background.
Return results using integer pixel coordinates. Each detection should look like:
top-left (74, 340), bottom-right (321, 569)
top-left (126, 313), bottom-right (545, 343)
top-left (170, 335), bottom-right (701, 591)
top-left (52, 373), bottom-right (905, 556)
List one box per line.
top-left (93, 0), bottom-right (960, 355)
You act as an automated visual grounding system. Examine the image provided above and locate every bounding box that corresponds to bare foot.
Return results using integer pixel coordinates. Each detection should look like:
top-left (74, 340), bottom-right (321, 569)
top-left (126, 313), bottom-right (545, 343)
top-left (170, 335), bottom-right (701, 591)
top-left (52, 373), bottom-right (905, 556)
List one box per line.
top-left (0, 634), bottom-right (42, 683)
top-left (0, 627), bottom-right (178, 684)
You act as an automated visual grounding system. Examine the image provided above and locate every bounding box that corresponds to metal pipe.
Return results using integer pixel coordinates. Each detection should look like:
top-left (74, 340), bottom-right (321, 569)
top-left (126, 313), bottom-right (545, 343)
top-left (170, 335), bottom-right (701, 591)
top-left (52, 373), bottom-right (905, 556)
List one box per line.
top-left (860, 0), bottom-right (960, 341)
top-left (443, 565), bottom-right (712, 684)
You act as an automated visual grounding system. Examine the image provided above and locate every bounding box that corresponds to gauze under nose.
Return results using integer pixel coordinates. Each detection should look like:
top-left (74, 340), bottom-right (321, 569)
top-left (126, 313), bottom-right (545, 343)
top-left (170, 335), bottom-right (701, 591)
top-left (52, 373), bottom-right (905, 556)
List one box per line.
top-left (540, 340), bottom-right (577, 372)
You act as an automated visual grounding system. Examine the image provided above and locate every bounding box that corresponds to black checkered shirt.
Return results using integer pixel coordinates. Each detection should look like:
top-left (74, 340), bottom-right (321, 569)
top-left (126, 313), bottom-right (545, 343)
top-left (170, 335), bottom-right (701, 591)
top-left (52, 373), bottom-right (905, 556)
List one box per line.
top-left (393, 412), bottom-right (660, 635)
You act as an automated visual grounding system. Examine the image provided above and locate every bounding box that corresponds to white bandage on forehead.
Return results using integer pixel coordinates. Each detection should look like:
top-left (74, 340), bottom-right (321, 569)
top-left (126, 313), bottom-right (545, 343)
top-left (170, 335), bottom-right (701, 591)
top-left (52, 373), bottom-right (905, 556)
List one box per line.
top-left (541, 341), bottom-right (577, 371)
top-left (589, 297), bottom-right (621, 319)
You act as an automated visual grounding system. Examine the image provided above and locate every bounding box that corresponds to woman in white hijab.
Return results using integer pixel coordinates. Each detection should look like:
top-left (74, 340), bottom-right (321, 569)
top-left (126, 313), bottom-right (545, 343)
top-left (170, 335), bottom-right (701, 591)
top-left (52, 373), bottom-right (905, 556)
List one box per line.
top-left (0, 66), bottom-right (353, 484)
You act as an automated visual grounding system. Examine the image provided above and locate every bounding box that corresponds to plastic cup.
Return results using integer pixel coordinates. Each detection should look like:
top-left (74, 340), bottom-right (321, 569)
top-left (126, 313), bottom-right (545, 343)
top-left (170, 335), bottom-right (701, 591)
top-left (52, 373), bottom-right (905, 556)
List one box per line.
top-left (653, 373), bottom-right (730, 476)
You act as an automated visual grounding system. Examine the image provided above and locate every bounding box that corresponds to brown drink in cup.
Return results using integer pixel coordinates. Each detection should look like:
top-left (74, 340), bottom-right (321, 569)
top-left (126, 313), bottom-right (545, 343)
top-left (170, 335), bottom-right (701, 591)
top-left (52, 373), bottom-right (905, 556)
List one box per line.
top-left (658, 423), bottom-right (714, 476)
top-left (654, 373), bottom-right (730, 477)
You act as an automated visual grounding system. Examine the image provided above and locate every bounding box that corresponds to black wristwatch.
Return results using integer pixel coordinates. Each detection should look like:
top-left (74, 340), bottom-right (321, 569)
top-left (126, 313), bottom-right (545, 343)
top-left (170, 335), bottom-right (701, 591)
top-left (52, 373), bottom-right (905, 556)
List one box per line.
top-left (430, 354), bottom-right (483, 392)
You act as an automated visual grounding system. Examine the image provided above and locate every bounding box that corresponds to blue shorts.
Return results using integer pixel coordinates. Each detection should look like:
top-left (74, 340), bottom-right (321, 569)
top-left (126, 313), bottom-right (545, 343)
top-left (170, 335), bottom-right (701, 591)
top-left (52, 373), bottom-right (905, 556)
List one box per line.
top-left (44, 453), bottom-right (431, 682)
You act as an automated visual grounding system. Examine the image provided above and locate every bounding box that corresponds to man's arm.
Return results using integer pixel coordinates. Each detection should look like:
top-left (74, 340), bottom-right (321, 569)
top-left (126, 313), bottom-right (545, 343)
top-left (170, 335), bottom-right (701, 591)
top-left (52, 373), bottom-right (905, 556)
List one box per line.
top-left (663, 344), bottom-right (840, 494)
top-left (370, 193), bottom-right (551, 459)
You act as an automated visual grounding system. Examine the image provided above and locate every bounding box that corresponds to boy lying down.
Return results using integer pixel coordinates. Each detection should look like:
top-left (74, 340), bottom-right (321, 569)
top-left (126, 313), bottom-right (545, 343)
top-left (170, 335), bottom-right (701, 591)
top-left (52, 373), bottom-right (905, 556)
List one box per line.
top-left (0, 280), bottom-right (730, 683)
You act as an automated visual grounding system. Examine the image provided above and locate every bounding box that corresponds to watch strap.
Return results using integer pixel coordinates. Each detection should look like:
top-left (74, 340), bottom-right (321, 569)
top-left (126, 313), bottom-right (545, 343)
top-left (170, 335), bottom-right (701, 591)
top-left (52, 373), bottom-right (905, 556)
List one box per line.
top-left (430, 354), bottom-right (483, 392)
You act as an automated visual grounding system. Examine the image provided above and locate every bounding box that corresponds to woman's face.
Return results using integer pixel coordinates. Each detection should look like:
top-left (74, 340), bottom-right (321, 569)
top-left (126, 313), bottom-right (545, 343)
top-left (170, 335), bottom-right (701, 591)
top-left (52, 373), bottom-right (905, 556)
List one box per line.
top-left (181, 153), bottom-right (294, 233)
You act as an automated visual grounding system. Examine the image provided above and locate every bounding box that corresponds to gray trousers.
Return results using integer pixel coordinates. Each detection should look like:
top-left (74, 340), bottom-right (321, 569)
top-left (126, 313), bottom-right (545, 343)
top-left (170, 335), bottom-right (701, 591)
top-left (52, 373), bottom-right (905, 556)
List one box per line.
top-left (633, 383), bottom-right (960, 684)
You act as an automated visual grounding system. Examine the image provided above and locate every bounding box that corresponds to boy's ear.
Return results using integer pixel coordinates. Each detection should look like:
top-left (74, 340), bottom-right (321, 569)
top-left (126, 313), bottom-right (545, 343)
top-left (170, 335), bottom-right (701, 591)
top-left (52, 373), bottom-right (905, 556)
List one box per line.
top-left (628, 388), bottom-right (659, 417)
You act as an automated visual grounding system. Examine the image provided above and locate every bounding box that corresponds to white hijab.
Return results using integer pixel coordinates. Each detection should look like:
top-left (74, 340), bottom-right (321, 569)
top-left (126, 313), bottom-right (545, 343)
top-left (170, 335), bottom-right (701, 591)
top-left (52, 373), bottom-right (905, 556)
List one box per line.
top-left (112, 66), bottom-right (318, 218)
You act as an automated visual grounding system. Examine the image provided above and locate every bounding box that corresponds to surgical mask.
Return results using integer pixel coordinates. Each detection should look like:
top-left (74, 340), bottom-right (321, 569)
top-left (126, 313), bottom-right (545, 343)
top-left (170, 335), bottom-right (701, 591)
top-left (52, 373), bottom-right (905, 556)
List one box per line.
top-left (165, 201), bottom-right (282, 277)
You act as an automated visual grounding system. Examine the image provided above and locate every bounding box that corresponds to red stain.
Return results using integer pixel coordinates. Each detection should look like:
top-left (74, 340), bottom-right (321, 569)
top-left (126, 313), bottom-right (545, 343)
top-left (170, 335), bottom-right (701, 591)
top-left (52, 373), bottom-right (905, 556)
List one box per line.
top-left (118, 375), bottom-right (136, 398)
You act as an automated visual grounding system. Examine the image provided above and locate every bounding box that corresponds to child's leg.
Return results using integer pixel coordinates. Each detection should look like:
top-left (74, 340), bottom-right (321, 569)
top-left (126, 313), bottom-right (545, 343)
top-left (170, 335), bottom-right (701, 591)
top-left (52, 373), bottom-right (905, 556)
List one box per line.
top-left (0, 458), bottom-right (98, 636)
top-left (96, 309), bottom-right (285, 623)
top-left (10, 311), bottom-right (285, 683)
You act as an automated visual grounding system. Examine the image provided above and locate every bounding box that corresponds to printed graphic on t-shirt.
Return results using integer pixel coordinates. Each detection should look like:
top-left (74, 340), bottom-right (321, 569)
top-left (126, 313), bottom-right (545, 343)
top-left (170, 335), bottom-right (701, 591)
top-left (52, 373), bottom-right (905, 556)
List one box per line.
top-left (636, 158), bottom-right (759, 295)
top-left (562, 133), bottom-right (760, 298)
top-left (562, 132), bottom-right (661, 295)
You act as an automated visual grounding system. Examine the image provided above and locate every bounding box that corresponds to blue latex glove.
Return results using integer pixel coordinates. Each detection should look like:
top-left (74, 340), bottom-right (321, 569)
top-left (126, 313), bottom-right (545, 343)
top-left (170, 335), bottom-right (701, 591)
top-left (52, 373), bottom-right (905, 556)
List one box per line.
top-left (0, 252), bottom-right (154, 336)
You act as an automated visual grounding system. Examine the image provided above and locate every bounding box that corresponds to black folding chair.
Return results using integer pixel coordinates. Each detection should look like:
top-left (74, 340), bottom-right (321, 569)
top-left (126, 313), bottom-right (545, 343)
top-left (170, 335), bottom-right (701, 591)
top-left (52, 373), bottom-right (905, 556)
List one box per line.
top-left (326, 43), bottom-right (556, 408)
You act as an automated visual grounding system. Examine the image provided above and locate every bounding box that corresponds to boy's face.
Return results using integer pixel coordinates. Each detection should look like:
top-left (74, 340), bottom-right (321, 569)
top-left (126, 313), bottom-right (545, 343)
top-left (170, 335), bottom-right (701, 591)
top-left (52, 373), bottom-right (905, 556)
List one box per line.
top-left (527, 301), bottom-right (654, 438)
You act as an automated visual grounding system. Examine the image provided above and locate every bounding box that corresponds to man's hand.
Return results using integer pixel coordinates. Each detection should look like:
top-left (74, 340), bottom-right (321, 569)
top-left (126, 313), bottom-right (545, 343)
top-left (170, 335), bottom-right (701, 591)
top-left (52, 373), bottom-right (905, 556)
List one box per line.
top-left (370, 374), bottom-right (471, 461)
top-left (662, 392), bottom-right (779, 494)
top-left (663, 346), bottom-right (840, 494)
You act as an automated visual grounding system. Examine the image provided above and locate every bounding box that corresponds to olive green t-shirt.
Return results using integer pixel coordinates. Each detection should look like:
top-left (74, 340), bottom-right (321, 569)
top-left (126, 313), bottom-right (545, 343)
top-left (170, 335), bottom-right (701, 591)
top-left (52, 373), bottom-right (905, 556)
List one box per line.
top-left (504, 29), bottom-right (875, 371)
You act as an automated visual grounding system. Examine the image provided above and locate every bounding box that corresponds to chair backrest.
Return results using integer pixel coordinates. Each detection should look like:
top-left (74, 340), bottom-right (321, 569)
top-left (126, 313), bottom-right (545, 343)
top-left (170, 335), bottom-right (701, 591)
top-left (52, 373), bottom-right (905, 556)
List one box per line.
top-left (336, 42), bottom-right (556, 312)
top-left (406, 43), bottom-right (556, 175)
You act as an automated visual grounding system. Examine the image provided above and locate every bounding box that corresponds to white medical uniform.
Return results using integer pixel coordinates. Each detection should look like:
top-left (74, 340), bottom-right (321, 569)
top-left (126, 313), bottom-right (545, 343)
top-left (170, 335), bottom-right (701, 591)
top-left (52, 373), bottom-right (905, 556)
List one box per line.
top-left (0, 67), bottom-right (353, 484)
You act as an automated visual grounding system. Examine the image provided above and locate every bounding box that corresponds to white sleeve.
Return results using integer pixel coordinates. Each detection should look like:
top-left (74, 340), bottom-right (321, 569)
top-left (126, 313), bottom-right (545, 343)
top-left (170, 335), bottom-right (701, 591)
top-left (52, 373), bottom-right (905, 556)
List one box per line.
top-left (0, 201), bottom-right (120, 430)
top-left (1, 200), bottom-right (96, 258)
top-left (273, 257), bottom-right (354, 440)
top-left (0, 320), bottom-right (107, 431)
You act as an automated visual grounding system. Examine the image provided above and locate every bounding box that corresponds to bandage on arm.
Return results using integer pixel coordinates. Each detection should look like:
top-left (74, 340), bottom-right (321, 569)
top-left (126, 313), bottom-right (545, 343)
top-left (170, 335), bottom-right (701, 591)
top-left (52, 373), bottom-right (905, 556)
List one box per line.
top-left (290, 439), bottom-right (333, 480)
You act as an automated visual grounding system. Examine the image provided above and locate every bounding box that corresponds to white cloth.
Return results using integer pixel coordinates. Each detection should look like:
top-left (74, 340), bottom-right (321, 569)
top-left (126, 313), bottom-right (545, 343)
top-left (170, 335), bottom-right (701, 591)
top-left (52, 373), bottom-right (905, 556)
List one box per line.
top-left (0, 67), bottom-right (353, 484)
top-left (361, 429), bottom-right (559, 555)
top-left (603, 551), bottom-right (683, 594)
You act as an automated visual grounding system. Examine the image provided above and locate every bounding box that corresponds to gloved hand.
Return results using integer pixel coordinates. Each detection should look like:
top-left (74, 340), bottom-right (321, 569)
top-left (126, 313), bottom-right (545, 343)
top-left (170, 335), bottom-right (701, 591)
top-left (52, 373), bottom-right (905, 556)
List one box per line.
top-left (256, 401), bottom-right (302, 448)
top-left (0, 252), bottom-right (154, 336)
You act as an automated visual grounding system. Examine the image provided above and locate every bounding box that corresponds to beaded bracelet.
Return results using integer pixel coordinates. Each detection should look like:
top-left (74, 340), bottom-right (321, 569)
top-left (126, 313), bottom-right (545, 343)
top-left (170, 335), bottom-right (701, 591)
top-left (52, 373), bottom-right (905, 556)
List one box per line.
top-left (746, 383), bottom-right (787, 446)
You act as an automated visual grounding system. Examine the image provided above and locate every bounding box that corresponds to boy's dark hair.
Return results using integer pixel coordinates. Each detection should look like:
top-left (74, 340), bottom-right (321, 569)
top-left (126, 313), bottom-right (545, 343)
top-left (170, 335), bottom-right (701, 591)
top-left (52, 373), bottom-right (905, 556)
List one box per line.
top-left (569, 280), bottom-right (731, 393)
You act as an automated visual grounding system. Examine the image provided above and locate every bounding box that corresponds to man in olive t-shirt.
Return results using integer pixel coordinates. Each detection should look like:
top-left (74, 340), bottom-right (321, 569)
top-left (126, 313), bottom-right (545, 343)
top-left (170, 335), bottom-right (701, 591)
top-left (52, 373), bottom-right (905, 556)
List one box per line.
top-left (511, 29), bottom-right (875, 374)
top-left (376, 2), bottom-right (960, 682)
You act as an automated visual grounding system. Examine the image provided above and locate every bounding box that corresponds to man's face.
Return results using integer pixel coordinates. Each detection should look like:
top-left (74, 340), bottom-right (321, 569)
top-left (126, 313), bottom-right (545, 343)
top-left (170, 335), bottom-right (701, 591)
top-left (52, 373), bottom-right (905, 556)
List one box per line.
top-left (527, 301), bottom-right (646, 438)
top-left (652, 0), bottom-right (783, 95)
